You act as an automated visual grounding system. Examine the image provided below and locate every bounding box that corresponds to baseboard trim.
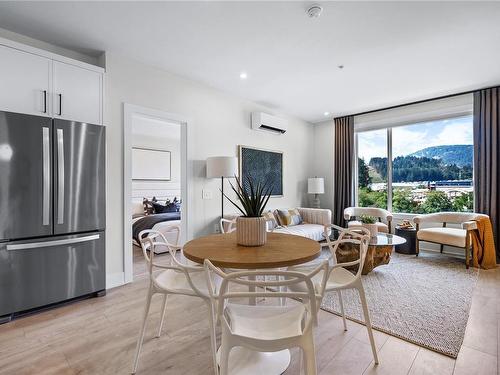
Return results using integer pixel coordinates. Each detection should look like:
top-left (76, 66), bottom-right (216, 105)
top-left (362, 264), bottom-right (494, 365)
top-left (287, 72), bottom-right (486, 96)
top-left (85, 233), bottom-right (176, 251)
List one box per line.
top-left (106, 272), bottom-right (125, 289)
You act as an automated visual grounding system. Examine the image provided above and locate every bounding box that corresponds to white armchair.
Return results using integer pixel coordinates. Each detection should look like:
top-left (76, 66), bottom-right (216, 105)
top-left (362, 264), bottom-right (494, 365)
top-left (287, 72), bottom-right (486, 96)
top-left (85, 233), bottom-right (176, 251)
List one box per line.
top-left (344, 207), bottom-right (393, 234)
top-left (413, 212), bottom-right (487, 268)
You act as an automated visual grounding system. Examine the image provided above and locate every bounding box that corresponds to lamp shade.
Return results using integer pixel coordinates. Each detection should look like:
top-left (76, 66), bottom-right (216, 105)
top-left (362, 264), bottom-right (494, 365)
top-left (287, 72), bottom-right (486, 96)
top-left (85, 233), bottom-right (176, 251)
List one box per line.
top-left (206, 156), bottom-right (238, 178)
top-left (308, 177), bottom-right (324, 194)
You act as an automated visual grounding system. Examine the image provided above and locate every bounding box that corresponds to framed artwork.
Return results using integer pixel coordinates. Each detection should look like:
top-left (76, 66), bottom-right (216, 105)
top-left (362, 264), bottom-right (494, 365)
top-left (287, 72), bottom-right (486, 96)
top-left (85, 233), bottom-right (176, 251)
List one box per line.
top-left (132, 147), bottom-right (171, 181)
top-left (239, 145), bottom-right (283, 197)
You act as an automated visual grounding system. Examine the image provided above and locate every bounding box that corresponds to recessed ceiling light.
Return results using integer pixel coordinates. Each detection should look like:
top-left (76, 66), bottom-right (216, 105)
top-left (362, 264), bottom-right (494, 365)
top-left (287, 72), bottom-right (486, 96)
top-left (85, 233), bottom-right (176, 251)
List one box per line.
top-left (239, 72), bottom-right (247, 80)
top-left (324, 112), bottom-right (330, 116)
top-left (337, 65), bottom-right (344, 69)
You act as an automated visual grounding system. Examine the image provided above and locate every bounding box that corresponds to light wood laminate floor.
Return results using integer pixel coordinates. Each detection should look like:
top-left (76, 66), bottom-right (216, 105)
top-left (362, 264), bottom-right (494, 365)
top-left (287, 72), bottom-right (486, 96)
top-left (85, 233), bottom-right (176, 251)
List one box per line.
top-left (0, 249), bottom-right (498, 375)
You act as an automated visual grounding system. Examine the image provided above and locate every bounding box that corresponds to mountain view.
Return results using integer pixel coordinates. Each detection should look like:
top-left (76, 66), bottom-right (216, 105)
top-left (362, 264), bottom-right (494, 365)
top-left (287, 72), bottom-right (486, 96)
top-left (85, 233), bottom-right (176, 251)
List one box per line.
top-left (409, 145), bottom-right (473, 167)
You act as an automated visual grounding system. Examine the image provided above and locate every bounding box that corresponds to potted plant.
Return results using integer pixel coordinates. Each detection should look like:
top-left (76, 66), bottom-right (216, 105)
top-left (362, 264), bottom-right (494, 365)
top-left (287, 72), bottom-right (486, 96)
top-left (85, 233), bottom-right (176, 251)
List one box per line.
top-left (223, 175), bottom-right (273, 246)
top-left (359, 215), bottom-right (378, 238)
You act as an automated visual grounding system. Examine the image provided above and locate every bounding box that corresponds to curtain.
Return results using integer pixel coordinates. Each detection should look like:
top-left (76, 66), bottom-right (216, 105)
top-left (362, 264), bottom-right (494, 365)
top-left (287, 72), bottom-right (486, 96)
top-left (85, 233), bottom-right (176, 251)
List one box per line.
top-left (474, 87), bottom-right (500, 260)
top-left (333, 116), bottom-right (354, 227)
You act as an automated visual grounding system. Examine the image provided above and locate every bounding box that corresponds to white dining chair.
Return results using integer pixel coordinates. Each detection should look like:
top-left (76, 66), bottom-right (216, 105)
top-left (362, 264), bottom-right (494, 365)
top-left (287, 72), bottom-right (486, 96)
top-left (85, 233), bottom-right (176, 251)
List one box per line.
top-left (132, 229), bottom-right (219, 375)
top-left (289, 226), bottom-right (379, 365)
top-left (220, 218), bottom-right (236, 234)
top-left (204, 259), bottom-right (329, 375)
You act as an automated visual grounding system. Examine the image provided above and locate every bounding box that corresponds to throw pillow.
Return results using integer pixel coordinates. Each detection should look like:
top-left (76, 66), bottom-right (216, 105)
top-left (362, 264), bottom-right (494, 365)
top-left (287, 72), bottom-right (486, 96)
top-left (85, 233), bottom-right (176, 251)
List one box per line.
top-left (262, 210), bottom-right (278, 230)
top-left (275, 208), bottom-right (303, 227)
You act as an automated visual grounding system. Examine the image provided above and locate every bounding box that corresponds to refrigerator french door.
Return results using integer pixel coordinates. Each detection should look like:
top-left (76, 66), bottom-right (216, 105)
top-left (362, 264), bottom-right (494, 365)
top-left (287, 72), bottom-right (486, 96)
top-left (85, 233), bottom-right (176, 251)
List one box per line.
top-left (53, 119), bottom-right (105, 234)
top-left (0, 111), bottom-right (105, 318)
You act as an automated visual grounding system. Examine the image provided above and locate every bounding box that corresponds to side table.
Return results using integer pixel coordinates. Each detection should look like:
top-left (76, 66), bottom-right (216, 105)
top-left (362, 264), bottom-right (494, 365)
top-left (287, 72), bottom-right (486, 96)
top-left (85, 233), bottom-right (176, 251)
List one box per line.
top-left (395, 227), bottom-right (417, 255)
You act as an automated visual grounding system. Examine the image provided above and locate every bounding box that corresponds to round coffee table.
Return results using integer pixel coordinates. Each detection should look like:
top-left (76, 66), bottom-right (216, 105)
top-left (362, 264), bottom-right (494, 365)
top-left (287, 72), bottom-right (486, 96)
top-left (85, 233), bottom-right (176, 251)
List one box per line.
top-left (335, 233), bottom-right (406, 274)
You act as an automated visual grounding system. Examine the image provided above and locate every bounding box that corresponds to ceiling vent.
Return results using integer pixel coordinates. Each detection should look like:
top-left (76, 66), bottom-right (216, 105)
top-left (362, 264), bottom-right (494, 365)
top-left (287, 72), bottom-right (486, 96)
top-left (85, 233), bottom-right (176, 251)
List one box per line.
top-left (251, 112), bottom-right (288, 134)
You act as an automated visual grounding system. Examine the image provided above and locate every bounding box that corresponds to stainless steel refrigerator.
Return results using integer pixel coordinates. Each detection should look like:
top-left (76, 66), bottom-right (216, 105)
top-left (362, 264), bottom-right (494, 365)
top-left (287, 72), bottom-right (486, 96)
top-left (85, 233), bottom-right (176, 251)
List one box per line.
top-left (0, 111), bottom-right (105, 321)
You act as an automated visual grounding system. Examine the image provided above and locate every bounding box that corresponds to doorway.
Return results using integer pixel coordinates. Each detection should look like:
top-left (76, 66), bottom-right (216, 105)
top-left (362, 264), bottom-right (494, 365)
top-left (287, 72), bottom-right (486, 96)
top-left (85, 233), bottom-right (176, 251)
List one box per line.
top-left (123, 104), bottom-right (190, 283)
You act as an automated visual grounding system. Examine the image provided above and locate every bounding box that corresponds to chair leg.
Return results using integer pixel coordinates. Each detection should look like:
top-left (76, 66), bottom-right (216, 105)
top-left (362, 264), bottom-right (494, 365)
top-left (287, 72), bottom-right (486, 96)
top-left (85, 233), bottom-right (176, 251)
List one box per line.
top-left (440, 244), bottom-right (444, 254)
top-left (338, 290), bottom-right (347, 331)
top-left (219, 336), bottom-right (231, 375)
top-left (132, 286), bottom-right (154, 374)
top-left (206, 300), bottom-right (219, 375)
top-left (415, 238), bottom-right (420, 257)
top-left (157, 294), bottom-right (168, 338)
top-left (465, 232), bottom-right (470, 269)
top-left (302, 333), bottom-right (317, 375)
top-left (358, 285), bottom-right (379, 365)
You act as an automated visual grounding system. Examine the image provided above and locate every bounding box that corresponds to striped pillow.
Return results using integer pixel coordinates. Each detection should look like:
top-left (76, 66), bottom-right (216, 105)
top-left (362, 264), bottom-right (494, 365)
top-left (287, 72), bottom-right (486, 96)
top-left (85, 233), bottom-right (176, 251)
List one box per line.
top-left (263, 210), bottom-right (278, 230)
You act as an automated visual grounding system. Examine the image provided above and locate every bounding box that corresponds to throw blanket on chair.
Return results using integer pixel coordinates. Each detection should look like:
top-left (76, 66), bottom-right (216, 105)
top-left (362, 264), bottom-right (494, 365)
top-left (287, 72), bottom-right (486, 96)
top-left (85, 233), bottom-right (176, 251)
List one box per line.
top-left (471, 217), bottom-right (497, 269)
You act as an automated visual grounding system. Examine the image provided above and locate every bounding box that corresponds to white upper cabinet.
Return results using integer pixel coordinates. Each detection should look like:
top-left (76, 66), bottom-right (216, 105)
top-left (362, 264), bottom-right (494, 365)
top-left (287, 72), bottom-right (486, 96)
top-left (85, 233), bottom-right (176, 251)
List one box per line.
top-left (0, 39), bottom-right (103, 124)
top-left (53, 61), bottom-right (102, 125)
top-left (0, 45), bottom-right (51, 117)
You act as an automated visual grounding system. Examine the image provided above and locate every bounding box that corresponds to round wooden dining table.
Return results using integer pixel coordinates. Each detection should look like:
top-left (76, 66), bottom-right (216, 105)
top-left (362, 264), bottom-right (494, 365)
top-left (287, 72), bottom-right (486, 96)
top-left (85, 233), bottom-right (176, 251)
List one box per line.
top-left (183, 231), bottom-right (321, 375)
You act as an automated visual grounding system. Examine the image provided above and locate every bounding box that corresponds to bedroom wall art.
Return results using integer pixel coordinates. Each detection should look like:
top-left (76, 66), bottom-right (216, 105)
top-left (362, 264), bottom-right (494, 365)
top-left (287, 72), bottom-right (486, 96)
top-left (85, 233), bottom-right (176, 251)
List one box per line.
top-left (132, 147), bottom-right (172, 181)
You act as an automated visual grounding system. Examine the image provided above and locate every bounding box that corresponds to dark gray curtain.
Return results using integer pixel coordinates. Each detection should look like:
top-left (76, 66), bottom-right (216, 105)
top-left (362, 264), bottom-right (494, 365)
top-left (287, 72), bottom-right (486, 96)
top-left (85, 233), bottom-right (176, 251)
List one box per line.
top-left (333, 116), bottom-right (354, 227)
top-left (474, 87), bottom-right (500, 260)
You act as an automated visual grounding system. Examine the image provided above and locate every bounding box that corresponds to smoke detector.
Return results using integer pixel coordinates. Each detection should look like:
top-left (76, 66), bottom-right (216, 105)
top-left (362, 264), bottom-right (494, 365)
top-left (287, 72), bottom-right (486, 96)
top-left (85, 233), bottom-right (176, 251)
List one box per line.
top-left (307, 4), bottom-right (323, 18)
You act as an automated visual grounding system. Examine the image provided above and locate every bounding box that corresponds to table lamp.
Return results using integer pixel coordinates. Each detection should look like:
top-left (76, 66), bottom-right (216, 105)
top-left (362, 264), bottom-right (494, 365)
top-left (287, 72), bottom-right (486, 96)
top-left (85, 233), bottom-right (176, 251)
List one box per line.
top-left (308, 177), bottom-right (324, 208)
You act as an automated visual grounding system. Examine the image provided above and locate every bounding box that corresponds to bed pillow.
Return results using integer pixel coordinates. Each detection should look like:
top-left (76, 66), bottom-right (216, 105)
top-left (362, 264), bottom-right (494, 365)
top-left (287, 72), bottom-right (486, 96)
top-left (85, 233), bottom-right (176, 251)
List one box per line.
top-left (142, 197), bottom-right (157, 215)
top-left (152, 201), bottom-right (177, 214)
top-left (275, 208), bottom-right (303, 227)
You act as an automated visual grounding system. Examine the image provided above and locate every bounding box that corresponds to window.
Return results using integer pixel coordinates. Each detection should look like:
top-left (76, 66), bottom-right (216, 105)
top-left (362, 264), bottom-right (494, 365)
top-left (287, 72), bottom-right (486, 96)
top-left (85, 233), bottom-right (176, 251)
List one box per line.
top-left (357, 129), bottom-right (388, 209)
top-left (356, 115), bottom-right (474, 214)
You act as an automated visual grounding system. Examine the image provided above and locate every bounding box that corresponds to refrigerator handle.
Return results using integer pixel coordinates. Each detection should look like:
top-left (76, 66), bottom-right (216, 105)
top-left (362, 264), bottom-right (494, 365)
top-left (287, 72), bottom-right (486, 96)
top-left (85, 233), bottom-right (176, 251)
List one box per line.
top-left (6, 234), bottom-right (100, 251)
top-left (57, 128), bottom-right (65, 225)
top-left (42, 127), bottom-right (50, 226)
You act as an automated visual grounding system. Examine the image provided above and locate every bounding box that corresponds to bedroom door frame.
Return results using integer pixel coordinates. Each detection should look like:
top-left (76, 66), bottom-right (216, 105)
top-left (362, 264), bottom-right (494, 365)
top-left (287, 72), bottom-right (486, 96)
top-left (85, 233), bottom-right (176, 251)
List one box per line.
top-left (123, 103), bottom-right (192, 284)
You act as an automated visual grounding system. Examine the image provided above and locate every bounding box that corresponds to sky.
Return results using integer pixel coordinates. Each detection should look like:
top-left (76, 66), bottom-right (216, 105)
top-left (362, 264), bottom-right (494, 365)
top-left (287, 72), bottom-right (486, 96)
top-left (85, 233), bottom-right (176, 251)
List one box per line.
top-left (357, 115), bottom-right (473, 162)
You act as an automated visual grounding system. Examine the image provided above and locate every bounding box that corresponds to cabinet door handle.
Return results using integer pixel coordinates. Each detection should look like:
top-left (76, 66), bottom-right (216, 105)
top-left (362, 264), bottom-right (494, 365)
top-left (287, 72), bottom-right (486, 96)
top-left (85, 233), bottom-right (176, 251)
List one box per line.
top-left (43, 90), bottom-right (47, 113)
top-left (58, 93), bottom-right (62, 116)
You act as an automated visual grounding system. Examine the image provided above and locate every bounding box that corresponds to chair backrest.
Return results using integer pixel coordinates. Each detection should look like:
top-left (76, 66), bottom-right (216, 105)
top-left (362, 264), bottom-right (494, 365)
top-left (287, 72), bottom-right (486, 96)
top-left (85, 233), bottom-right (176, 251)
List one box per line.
top-left (344, 207), bottom-right (392, 221)
top-left (413, 212), bottom-right (487, 225)
top-left (138, 229), bottom-right (207, 296)
top-left (220, 218), bottom-right (236, 234)
top-left (204, 259), bottom-right (329, 327)
top-left (325, 225), bottom-right (371, 280)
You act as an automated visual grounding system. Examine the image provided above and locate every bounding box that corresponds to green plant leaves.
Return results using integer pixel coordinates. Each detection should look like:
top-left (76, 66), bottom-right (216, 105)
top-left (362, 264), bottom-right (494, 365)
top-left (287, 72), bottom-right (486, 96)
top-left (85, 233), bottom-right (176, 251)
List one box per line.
top-left (221, 174), bottom-right (273, 217)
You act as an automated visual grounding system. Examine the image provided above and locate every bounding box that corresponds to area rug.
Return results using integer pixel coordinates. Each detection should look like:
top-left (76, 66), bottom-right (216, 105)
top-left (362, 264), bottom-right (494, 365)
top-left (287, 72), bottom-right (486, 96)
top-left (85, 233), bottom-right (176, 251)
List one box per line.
top-left (320, 252), bottom-right (479, 358)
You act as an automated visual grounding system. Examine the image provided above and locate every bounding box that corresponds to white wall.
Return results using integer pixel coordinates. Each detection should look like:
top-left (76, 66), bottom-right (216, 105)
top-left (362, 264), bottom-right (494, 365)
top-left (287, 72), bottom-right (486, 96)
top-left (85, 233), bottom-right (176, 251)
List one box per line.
top-left (105, 53), bottom-right (315, 281)
top-left (131, 116), bottom-right (181, 203)
top-left (312, 120), bottom-right (335, 214)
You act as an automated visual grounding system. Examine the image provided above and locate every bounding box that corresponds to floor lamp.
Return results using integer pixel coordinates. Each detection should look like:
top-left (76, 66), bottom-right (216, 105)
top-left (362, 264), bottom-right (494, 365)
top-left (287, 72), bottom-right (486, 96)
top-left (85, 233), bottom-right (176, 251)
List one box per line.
top-left (206, 156), bottom-right (238, 218)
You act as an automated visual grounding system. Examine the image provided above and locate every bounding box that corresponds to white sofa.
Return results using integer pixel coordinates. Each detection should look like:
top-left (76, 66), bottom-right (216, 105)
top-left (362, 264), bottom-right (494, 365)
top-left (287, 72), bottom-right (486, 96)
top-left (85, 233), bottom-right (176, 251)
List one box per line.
top-left (225, 207), bottom-right (332, 242)
top-left (413, 212), bottom-right (487, 268)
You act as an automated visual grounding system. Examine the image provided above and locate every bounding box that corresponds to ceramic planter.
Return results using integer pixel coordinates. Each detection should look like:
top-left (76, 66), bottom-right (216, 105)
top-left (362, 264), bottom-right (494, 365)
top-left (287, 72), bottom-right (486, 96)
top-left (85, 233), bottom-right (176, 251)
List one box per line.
top-left (236, 216), bottom-right (267, 246)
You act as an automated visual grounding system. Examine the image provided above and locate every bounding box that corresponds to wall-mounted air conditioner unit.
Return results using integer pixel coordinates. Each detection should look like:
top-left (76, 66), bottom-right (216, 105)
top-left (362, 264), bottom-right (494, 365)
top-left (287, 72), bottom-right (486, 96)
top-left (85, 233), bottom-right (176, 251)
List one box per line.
top-left (251, 112), bottom-right (288, 134)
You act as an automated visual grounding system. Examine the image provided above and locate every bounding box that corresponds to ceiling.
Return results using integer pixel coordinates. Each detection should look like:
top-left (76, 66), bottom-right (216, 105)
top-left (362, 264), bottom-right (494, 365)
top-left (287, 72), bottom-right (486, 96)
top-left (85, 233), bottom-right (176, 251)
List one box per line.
top-left (0, 1), bottom-right (499, 123)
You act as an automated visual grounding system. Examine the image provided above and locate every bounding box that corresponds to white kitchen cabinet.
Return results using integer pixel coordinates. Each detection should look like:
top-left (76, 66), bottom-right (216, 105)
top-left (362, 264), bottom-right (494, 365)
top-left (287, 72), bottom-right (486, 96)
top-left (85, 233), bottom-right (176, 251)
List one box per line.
top-left (53, 61), bottom-right (102, 125)
top-left (0, 45), bottom-right (51, 117)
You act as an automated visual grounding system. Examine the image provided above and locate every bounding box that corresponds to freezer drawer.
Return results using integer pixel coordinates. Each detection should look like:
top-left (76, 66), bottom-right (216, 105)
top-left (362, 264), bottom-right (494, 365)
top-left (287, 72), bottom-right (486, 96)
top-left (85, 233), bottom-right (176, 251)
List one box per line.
top-left (0, 231), bottom-right (105, 316)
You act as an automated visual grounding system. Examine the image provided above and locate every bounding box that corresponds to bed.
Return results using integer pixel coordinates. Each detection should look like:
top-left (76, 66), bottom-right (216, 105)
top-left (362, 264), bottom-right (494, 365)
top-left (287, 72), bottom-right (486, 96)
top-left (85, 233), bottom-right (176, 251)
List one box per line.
top-left (132, 201), bottom-right (182, 253)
